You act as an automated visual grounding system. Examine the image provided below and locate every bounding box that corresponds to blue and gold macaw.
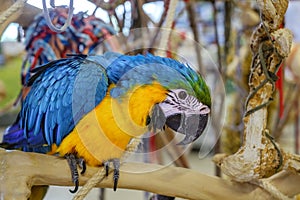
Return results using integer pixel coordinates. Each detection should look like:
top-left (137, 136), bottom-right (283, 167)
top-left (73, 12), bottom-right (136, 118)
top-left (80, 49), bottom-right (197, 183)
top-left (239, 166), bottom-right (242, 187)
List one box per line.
top-left (1, 52), bottom-right (211, 192)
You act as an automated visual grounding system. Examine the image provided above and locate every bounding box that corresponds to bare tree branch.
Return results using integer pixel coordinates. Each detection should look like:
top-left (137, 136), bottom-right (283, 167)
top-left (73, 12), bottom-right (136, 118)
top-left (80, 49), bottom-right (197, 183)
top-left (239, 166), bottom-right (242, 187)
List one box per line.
top-left (0, 148), bottom-right (300, 200)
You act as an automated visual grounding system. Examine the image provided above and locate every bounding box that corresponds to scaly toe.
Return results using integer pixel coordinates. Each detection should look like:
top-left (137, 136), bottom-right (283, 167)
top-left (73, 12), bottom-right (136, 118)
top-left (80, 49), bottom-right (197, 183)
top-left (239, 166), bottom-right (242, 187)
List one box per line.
top-left (103, 158), bottom-right (120, 191)
top-left (65, 153), bottom-right (82, 193)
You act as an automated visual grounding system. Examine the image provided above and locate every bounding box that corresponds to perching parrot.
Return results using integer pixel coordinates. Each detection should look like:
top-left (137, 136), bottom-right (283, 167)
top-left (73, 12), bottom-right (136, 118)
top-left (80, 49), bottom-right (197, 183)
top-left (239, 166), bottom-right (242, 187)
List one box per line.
top-left (1, 52), bottom-right (211, 192)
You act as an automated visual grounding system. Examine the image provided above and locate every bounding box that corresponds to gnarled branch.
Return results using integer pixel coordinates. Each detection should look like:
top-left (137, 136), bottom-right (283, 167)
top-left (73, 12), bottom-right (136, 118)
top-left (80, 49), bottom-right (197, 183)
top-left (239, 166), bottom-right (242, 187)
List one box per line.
top-left (0, 148), bottom-right (300, 200)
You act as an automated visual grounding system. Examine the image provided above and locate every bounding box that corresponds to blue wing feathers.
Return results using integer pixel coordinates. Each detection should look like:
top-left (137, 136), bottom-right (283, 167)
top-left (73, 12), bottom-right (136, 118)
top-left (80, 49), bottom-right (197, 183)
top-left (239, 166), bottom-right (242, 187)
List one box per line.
top-left (33, 112), bottom-right (42, 136)
top-left (3, 55), bottom-right (108, 152)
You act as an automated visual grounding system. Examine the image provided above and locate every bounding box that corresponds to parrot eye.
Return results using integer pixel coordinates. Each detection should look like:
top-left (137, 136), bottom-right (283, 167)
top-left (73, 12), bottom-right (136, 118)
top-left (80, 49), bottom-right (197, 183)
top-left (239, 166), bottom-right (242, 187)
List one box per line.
top-left (178, 90), bottom-right (188, 100)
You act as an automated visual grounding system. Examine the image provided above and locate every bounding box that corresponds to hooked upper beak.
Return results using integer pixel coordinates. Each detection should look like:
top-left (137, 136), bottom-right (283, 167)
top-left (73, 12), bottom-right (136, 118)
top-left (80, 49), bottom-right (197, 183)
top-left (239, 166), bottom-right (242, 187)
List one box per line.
top-left (149, 100), bottom-right (210, 145)
top-left (166, 113), bottom-right (209, 145)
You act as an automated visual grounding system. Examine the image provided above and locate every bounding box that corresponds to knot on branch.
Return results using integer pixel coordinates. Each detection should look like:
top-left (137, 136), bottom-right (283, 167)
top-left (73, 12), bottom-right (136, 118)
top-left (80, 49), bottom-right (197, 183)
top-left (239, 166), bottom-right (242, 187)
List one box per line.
top-left (246, 5), bottom-right (292, 116)
top-left (257, 0), bottom-right (288, 31)
top-left (250, 0), bottom-right (290, 55)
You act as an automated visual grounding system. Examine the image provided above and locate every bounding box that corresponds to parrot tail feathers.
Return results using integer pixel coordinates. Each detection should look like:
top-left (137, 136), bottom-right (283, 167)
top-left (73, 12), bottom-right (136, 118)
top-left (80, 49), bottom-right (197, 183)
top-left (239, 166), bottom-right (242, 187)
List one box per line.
top-left (1, 123), bottom-right (50, 153)
top-left (1, 124), bottom-right (50, 153)
top-left (1, 123), bottom-right (26, 149)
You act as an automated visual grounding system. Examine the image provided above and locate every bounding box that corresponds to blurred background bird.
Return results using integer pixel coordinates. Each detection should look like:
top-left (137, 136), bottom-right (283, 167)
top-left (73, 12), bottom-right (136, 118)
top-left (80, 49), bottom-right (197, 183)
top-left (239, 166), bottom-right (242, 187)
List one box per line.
top-left (1, 52), bottom-right (211, 194)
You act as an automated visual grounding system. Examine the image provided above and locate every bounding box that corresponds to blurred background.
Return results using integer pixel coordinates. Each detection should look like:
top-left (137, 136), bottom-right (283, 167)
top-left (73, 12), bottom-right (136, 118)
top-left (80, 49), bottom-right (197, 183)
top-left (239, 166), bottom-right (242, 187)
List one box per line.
top-left (0, 0), bottom-right (299, 199)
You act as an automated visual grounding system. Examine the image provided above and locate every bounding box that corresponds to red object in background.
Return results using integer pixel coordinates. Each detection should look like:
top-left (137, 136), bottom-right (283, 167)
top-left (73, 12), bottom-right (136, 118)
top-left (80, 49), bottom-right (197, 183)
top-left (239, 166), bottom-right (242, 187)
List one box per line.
top-left (276, 62), bottom-right (284, 118)
top-left (275, 22), bottom-right (285, 119)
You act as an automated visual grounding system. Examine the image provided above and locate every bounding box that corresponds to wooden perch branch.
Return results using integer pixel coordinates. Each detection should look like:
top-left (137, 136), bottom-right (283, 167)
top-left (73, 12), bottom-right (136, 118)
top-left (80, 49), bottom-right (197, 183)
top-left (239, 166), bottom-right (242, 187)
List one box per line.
top-left (0, 148), bottom-right (300, 200)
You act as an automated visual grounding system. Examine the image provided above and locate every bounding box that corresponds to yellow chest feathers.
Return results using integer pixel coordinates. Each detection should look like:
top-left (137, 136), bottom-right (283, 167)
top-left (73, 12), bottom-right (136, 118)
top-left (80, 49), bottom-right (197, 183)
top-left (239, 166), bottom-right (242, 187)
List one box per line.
top-left (56, 83), bottom-right (167, 166)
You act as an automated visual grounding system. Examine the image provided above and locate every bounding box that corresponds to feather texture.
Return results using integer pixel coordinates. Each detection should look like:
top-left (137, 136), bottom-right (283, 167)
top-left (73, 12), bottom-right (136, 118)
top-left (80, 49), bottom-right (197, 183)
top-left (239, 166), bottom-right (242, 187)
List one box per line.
top-left (4, 56), bottom-right (108, 152)
top-left (2, 52), bottom-right (211, 159)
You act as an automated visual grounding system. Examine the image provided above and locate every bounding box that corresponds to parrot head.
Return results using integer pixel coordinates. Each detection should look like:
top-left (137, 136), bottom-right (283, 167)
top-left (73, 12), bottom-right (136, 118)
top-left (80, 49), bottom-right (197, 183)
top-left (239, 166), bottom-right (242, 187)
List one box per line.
top-left (107, 53), bottom-right (211, 145)
top-left (137, 55), bottom-right (211, 145)
top-left (151, 88), bottom-right (210, 145)
top-left (156, 88), bottom-right (210, 145)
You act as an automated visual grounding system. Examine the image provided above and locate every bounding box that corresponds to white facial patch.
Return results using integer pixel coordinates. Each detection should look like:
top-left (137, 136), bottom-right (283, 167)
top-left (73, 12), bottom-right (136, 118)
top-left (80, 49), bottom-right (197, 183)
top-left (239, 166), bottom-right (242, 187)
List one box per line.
top-left (159, 89), bottom-right (210, 117)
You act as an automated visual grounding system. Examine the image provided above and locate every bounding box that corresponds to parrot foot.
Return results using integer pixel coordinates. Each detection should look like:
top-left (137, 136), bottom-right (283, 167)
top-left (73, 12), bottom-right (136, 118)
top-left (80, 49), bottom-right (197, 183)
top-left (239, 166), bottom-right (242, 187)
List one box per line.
top-left (65, 153), bottom-right (86, 193)
top-left (103, 158), bottom-right (120, 191)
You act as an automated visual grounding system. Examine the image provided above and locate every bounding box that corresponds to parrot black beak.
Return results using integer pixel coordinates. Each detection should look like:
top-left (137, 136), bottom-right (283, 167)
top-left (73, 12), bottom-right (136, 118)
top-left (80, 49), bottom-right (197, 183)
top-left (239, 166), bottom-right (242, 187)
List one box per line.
top-left (166, 113), bottom-right (209, 145)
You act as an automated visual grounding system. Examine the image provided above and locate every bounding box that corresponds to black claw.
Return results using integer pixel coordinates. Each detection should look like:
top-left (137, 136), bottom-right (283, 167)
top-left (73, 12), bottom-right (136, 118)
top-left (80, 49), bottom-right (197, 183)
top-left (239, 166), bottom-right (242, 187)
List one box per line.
top-left (81, 161), bottom-right (86, 175)
top-left (113, 167), bottom-right (119, 191)
top-left (77, 158), bottom-right (86, 174)
top-left (104, 161), bottom-right (110, 176)
top-left (112, 159), bottom-right (120, 191)
top-left (65, 153), bottom-right (84, 194)
top-left (113, 177), bottom-right (118, 191)
top-left (103, 159), bottom-right (120, 191)
top-left (69, 179), bottom-right (79, 193)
